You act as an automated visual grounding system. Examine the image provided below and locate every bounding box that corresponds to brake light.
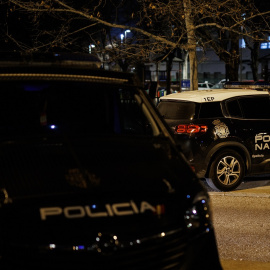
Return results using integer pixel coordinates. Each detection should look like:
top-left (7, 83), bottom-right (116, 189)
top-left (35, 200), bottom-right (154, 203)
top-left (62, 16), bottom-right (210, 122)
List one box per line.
top-left (175, 124), bottom-right (208, 134)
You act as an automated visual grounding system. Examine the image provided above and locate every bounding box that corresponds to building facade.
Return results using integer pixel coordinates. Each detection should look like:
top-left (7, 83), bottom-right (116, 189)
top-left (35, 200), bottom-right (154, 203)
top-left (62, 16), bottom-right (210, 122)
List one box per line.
top-left (144, 43), bottom-right (270, 91)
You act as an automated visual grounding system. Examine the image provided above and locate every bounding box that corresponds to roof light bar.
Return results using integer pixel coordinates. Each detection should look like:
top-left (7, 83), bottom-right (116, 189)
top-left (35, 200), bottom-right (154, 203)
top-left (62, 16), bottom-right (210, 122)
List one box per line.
top-left (224, 81), bottom-right (270, 90)
top-left (0, 73), bottom-right (129, 84)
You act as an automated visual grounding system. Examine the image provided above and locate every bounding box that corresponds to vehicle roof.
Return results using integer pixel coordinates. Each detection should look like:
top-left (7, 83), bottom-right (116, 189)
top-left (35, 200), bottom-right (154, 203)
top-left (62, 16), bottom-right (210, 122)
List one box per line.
top-left (0, 51), bottom-right (102, 68)
top-left (0, 52), bottom-right (140, 86)
top-left (159, 89), bottom-right (269, 103)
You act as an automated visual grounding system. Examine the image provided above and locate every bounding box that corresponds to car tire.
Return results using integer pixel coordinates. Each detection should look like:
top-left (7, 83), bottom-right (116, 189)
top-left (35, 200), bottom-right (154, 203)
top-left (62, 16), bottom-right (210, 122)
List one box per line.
top-left (207, 150), bottom-right (245, 191)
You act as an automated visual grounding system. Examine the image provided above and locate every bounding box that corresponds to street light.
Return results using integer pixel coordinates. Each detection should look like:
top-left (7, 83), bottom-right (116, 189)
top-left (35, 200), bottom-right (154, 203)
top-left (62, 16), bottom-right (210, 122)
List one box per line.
top-left (240, 14), bottom-right (245, 82)
top-left (120, 30), bottom-right (131, 43)
top-left (89, 44), bottom-right (95, 54)
top-left (120, 34), bottom-right (124, 43)
top-left (240, 26), bottom-right (243, 81)
top-left (124, 30), bottom-right (131, 40)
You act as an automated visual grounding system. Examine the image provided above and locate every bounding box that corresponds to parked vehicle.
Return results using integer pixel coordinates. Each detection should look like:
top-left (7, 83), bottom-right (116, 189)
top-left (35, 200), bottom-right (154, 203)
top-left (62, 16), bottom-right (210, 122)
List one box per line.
top-left (198, 81), bottom-right (214, 90)
top-left (158, 82), bottom-right (270, 191)
top-left (0, 53), bottom-right (222, 270)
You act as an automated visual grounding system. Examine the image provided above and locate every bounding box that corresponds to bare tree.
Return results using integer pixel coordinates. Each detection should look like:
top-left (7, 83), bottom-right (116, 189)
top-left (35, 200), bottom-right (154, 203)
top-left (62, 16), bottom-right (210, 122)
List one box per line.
top-left (4, 0), bottom-right (270, 89)
top-left (197, 0), bottom-right (270, 81)
top-left (183, 0), bottom-right (198, 90)
top-left (138, 0), bottom-right (270, 86)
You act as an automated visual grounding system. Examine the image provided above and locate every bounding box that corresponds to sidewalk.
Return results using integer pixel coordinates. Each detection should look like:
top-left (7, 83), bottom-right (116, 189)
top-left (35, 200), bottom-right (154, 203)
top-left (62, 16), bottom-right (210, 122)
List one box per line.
top-left (207, 179), bottom-right (270, 198)
top-left (208, 179), bottom-right (270, 269)
top-left (221, 259), bottom-right (270, 270)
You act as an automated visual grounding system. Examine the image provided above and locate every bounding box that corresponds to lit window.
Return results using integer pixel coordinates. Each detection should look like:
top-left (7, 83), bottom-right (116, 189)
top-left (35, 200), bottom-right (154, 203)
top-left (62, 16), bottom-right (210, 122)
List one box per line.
top-left (260, 36), bottom-right (270, 49)
top-left (240, 38), bottom-right (246, 48)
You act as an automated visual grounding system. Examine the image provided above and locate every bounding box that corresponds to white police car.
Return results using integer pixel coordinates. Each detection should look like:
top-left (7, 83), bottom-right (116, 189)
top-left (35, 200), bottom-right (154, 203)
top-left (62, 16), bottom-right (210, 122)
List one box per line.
top-left (198, 81), bottom-right (214, 90)
top-left (158, 82), bottom-right (270, 191)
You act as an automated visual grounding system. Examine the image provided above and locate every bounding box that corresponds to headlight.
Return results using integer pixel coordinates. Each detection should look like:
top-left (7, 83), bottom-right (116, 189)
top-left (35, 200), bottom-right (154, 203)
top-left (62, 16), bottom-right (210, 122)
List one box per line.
top-left (184, 192), bottom-right (212, 233)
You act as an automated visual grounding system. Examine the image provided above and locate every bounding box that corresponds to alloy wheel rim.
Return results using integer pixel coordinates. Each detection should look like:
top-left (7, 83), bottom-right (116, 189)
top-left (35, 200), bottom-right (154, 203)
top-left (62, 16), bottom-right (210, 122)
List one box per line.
top-left (216, 156), bottom-right (241, 186)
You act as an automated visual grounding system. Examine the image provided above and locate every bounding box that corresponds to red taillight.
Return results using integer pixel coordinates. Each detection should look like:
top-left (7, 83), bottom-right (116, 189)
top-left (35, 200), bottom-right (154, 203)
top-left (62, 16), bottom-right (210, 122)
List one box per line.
top-left (175, 124), bottom-right (208, 134)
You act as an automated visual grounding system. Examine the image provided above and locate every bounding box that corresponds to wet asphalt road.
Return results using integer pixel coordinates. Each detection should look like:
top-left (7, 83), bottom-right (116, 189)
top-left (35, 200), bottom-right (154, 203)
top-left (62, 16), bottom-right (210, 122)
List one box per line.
top-left (203, 177), bottom-right (270, 269)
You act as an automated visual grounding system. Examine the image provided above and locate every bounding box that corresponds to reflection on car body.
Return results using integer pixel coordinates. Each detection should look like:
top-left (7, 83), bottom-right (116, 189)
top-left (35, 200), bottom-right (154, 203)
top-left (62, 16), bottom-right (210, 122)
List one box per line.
top-left (0, 53), bottom-right (222, 270)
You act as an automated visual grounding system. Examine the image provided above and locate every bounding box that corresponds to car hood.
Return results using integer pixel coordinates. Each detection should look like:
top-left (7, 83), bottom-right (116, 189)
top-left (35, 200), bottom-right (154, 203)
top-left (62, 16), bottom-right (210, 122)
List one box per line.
top-left (0, 135), bottom-right (196, 194)
top-left (0, 136), bottom-right (202, 252)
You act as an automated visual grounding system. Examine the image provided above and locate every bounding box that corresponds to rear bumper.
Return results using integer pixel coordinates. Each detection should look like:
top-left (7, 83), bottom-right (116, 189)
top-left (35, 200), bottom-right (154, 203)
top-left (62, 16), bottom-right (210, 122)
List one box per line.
top-left (176, 139), bottom-right (208, 178)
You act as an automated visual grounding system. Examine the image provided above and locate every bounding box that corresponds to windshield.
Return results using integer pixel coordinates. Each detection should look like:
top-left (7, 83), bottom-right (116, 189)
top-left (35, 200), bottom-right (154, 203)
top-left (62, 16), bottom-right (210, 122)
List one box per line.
top-left (0, 79), bottom-right (171, 198)
top-left (0, 81), bottom-right (153, 137)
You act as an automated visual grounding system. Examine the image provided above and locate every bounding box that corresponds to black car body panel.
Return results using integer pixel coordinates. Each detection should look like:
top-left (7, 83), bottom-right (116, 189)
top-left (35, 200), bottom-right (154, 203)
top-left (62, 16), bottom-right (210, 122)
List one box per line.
top-left (0, 53), bottom-right (222, 269)
top-left (0, 137), bottom-right (220, 269)
top-left (158, 87), bottom-right (270, 191)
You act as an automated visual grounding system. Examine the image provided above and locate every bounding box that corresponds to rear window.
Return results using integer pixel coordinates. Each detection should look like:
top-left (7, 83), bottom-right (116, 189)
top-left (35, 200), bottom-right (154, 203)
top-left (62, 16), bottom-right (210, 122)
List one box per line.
top-left (157, 101), bottom-right (197, 120)
top-left (0, 81), bottom-right (153, 137)
top-left (157, 100), bottom-right (223, 120)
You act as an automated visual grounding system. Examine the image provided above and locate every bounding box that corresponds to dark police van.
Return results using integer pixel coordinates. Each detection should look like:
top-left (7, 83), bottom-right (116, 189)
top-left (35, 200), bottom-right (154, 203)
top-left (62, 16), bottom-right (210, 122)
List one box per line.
top-left (0, 53), bottom-right (222, 270)
top-left (158, 82), bottom-right (270, 191)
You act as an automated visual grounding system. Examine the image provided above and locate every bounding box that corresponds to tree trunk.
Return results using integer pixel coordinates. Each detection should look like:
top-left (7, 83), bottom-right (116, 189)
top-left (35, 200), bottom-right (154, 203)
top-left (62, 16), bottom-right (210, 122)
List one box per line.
top-left (183, 0), bottom-right (198, 91)
top-left (220, 31), bottom-right (240, 82)
top-left (250, 42), bottom-right (260, 81)
top-left (166, 54), bottom-right (174, 94)
top-left (135, 62), bottom-right (145, 87)
top-left (229, 32), bottom-right (240, 81)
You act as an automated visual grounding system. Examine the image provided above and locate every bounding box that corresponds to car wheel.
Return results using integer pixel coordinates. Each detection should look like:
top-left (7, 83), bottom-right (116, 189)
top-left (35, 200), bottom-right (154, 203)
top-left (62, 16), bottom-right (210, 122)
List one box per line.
top-left (207, 150), bottom-right (245, 191)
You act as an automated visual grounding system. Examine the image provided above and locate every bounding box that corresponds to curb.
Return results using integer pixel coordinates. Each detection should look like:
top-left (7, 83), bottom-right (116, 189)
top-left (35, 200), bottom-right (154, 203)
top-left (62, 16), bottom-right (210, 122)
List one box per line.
top-left (208, 186), bottom-right (270, 198)
top-left (221, 259), bottom-right (270, 270)
top-left (209, 191), bottom-right (270, 198)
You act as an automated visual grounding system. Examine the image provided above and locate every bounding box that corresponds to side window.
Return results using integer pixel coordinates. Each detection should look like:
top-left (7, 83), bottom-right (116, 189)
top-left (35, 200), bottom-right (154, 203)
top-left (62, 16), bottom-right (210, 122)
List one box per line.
top-left (238, 96), bottom-right (270, 119)
top-left (225, 99), bottom-right (242, 118)
top-left (199, 102), bottom-right (223, 118)
top-left (118, 89), bottom-right (153, 135)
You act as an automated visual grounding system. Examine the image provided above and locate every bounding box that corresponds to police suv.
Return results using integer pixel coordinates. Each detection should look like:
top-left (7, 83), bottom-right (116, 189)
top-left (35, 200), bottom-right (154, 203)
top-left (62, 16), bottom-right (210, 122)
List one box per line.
top-left (158, 82), bottom-right (270, 191)
top-left (0, 53), bottom-right (222, 269)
